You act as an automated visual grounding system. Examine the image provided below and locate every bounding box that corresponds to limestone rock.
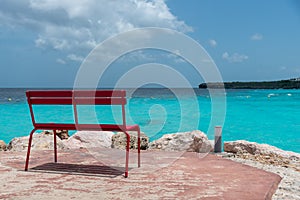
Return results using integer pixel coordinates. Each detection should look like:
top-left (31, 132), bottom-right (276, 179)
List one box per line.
top-left (224, 140), bottom-right (258, 155)
top-left (111, 131), bottom-right (149, 150)
top-left (224, 140), bottom-right (300, 159)
top-left (63, 131), bottom-right (114, 149)
top-left (7, 131), bottom-right (66, 151)
top-left (224, 140), bottom-right (300, 171)
top-left (149, 130), bottom-right (213, 153)
top-left (0, 140), bottom-right (6, 151)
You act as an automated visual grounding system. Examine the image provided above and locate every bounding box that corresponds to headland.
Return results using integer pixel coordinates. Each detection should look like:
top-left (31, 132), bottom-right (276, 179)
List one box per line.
top-left (199, 78), bottom-right (300, 89)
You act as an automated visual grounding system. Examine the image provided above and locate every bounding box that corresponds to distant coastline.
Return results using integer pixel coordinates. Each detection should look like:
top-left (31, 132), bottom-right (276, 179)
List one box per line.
top-left (199, 78), bottom-right (300, 89)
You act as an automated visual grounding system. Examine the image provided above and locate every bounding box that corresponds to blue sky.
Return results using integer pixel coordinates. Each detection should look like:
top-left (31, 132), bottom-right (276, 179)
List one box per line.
top-left (0, 0), bottom-right (299, 88)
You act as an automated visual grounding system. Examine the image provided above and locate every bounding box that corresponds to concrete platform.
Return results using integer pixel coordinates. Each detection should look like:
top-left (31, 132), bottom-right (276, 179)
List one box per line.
top-left (0, 148), bottom-right (281, 199)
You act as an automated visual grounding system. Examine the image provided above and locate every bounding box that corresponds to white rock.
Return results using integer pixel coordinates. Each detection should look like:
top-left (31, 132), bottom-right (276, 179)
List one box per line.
top-left (63, 131), bottom-right (114, 149)
top-left (7, 131), bottom-right (66, 151)
top-left (224, 140), bottom-right (300, 160)
top-left (149, 130), bottom-right (213, 153)
top-left (111, 131), bottom-right (149, 150)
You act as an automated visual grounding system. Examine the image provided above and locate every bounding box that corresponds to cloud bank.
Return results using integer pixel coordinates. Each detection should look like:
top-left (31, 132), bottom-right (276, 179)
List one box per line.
top-left (222, 52), bottom-right (248, 63)
top-left (0, 0), bottom-right (192, 62)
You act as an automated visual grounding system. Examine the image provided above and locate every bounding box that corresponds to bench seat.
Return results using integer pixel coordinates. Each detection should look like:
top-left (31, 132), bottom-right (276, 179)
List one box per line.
top-left (34, 123), bottom-right (140, 132)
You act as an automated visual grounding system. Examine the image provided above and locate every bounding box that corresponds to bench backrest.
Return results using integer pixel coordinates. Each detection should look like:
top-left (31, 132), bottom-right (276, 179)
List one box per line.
top-left (26, 90), bottom-right (127, 126)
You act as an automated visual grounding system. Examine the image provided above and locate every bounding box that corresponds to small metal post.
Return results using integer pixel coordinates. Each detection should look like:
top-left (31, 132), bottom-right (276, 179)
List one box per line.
top-left (214, 126), bottom-right (222, 153)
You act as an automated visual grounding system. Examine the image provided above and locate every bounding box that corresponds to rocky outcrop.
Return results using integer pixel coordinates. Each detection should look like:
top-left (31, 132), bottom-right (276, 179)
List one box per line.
top-left (224, 140), bottom-right (300, 158)
top-left (149, 130), bottom-right (213, 153)
top-left (55, 130), bottom-right (69, 140)
top-left (63, 131), bottom-right (114, 149)
top-left (6, 131), bottom-right (114, 151)
top-left (7, 131), bottom-right (66, 151)
top-left (111, 131), bottom-right (149, 150)
top-left (224, 140), bottom-right (300, 171)
top-left (0, 140), bottom-right (6, 151)
top-left (4, 130), bottom-right (214, 153)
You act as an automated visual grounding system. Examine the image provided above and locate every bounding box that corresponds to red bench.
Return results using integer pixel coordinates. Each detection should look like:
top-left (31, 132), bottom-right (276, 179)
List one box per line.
top-left (25, 90), bottom-right (141, 178)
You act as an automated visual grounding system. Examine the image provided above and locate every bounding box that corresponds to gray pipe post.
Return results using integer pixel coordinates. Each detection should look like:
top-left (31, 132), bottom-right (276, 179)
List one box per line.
top-left (214, 126), bottom-right (222, 153)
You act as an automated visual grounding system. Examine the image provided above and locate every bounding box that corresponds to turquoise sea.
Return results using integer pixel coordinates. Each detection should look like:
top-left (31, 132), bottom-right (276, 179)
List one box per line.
top-left (0, 88), bottom-right (299, 153)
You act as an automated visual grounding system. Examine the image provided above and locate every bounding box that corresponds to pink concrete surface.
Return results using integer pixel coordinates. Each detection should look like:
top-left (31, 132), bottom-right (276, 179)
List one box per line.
top-left (0, 148), bottom-right (281, 199)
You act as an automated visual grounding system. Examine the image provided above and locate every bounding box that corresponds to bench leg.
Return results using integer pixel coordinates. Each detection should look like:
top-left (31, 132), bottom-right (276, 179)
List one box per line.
top-left (125, 131), bottom-right (130, 178)
top-left (25, 129), bottom-right (37, 171)
top-left (137, 129), bottom-right (141, 168)
top-left (53, 130), bottom-right (57, 163)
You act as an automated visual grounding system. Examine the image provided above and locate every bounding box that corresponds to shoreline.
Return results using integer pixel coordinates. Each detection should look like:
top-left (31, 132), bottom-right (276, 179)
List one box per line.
top-left (2, 138), bottom-right (300, 155)
top-left (1, 132), bottom-right (300, 154)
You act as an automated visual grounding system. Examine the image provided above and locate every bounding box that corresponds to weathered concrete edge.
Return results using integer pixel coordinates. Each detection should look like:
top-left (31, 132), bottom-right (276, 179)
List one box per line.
top-left (265, 174), bottom-right (282, 200)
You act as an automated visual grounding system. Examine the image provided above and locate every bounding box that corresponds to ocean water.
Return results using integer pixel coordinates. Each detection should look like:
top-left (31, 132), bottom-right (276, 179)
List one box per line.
top-left (0, 88), bottom-right (299, 153)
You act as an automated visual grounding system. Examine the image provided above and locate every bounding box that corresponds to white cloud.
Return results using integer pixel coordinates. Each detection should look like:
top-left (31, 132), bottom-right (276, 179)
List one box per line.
top-left (166, 52), bottom-right (185, 63)
top-left (67, 54), bottom-right (84, 62)
top-left (167, 49), bottom-right (185, 63)
top-left (0, 0), bottom-right (192, 63)
top-left (208, 39), bottom-right (217, 47)
top-left (251, 33), bottom-right (263, 41)
top-left (222, 52), bottom-right (248, 63)
top-left (173, 49), bottom-right (181, 56)
top-left (35, 37), bottom-right (46, 48)
top-left (56, 58), bottom-right (66, 65)
top-left (117, 50), bottom-right (156, 63)
top-left (118, 49), bottom-right (186, 64)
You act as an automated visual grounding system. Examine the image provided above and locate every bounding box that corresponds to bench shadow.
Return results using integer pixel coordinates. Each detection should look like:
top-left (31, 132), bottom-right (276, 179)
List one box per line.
top-left (30, 162), bottom-right (126, 178)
